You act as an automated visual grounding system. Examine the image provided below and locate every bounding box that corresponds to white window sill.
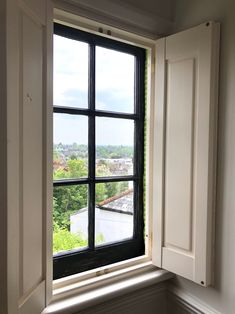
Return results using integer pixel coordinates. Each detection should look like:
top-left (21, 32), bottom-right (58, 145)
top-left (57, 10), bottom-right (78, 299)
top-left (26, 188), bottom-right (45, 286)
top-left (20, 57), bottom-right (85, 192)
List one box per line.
top-left (43, 263), bottom-right (174, 314)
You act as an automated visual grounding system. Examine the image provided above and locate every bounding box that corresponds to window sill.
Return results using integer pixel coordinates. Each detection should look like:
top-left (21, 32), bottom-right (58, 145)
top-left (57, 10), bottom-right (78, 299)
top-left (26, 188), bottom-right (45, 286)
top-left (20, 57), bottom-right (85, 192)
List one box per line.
top-left (43, 263), bottom-right (174, 314)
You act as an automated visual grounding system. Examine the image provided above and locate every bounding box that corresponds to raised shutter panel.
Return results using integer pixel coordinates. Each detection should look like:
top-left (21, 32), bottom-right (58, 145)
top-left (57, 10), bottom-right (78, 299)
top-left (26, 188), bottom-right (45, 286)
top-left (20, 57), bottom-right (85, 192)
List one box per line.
top-left (153, 22), bottom-right (220, 286)
top-left (4, 1), bottom-right (53, 313)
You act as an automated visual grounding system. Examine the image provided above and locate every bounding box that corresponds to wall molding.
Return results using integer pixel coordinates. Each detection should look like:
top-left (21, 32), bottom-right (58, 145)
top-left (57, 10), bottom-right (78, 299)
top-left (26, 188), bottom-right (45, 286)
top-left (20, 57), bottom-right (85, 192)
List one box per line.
top-left (54, 0), bottom-right (173, 38)
top-left (167, 284), bottom-right (221, 314)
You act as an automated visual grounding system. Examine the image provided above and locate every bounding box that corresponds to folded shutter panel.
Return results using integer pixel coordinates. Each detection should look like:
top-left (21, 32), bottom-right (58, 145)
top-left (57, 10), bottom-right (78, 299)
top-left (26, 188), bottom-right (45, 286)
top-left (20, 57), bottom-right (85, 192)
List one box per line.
top-left (153, 22), bottom-right (220, 286)
top-left (3, 1), bottom-right (53, 313)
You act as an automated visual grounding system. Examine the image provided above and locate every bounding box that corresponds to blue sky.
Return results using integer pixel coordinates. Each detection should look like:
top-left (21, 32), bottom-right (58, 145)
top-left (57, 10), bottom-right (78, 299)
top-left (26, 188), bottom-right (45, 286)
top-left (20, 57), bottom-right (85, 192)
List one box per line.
top-left (53, 35), bottom-right (134, 146)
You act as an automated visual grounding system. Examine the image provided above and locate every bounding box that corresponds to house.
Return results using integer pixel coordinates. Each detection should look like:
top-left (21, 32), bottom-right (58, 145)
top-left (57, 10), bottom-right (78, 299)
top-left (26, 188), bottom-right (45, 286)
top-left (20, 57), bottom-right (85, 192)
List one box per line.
top-left (1, 0), bottom-right (235, 314)
top-left (70, 189), bottom-right (134, 244)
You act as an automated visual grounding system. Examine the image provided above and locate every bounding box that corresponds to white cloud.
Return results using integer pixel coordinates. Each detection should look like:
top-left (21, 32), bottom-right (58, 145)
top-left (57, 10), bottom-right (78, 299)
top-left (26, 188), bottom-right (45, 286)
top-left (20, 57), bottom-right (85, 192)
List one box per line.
top-left (53, 35), bottom-right (135, 146)
top-left (96, 46), bottom-right (134, 113)
top-left (54, 35), bottom-right (89, 108)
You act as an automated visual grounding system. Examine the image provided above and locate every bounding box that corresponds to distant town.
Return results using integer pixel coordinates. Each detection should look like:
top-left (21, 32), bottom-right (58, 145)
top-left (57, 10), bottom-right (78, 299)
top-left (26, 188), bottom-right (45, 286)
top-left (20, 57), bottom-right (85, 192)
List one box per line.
top-left (53, 143), bottom-right (134, 176)
top-left (53, 143), bottom-right (134, 253)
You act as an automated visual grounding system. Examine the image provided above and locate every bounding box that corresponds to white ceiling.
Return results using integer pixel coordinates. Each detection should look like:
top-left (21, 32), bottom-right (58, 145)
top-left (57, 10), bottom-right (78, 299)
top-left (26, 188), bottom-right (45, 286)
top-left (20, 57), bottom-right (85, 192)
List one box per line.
top-left (65, 0), bottom-right (175, 36)
top-left (71, 0), bottom-right (175, 22)
top-left (120, 0), bottom-right (175, 21)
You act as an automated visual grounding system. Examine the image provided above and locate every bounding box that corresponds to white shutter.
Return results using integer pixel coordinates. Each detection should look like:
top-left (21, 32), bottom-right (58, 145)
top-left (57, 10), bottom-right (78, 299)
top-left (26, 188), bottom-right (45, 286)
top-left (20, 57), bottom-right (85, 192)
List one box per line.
top-left (152, 22), bottom-right (220, 286)
top-left (2, 0), bottom-right (53, 313)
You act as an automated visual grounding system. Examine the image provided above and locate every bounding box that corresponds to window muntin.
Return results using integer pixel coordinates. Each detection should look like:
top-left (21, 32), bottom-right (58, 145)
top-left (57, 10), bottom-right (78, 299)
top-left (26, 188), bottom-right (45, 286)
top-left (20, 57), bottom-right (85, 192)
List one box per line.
top-left (53, 23), bottom-right (145, 280)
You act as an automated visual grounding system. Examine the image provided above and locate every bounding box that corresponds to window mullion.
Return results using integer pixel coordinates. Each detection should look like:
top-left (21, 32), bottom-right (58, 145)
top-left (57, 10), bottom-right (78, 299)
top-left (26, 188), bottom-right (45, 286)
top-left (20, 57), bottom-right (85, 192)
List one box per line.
top-left (88, 44), bottom-right (96, 250)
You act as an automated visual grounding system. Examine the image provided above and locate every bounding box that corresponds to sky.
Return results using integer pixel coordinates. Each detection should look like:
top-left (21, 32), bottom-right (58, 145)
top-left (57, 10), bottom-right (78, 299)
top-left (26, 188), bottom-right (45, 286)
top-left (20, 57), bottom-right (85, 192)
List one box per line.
top-left (53, 34), bottom-right (135, 146)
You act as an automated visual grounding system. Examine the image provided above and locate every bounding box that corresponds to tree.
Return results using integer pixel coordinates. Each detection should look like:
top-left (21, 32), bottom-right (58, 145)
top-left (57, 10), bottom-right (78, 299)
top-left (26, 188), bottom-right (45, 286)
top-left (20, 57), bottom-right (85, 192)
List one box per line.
top-left (53, 223), bottom-right (88, 253)
top-left (53, 159), bottom-right (90, 230)
top-left (53, 149), bottom-right (130, 253)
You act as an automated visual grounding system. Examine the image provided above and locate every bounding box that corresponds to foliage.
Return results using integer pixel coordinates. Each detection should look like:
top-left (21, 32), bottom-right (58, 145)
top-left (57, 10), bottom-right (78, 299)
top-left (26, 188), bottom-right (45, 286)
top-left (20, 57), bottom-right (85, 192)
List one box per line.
top-left (54, 159), bottom-right (87, 179)
top-left (53, 226), bottom-right (106, 253)
top-left (53, 150), bottom-right (130, 253)
top-left (96, 145), bottom-right (133, 159)
top-left (95, 233), bottom-right (105, 245)
top-left (54, 144), bottom-right (133, 160)
top-left (53, 185), bottom-right (88, 230)
top-left (53, 224), bottom-right (87, 254)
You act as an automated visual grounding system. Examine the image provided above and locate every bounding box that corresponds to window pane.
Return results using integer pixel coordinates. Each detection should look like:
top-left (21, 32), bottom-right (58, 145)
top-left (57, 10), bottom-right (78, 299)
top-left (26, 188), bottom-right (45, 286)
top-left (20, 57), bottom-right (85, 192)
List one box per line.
top-left (54, 35), bottom-right (88, 109)
top-left (53, 185), bottom-right (88, 254)
top-left (95, 182), bottom-right (134, 246)
top-left (96, 46), bottom-right (135, 113)
top-left (96, 117), bottom-right (134, 176)
top-left (53, 113), bottom-right (88, 179)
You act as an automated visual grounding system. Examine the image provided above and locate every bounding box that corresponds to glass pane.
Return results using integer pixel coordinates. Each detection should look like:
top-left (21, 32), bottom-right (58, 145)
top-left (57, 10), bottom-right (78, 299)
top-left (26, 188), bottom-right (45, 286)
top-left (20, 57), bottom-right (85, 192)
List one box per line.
top-left (53, 185), bottom-right (88, 254)
top-left (95, 182), bottom-right (134, 246)
top-left (96, 117), bottom-right (134, 177)
top-left (54, 34), bottom-right (88, 109)
top-left (96, 46), bottom-right (135, 113)
top-left (53, 113), bottom-right (88, 179)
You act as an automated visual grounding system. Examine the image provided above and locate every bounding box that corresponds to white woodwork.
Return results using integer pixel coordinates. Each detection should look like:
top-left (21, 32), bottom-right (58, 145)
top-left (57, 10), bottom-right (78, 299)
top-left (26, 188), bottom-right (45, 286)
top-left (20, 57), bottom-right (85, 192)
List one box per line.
top-left (167, 284), bottom-right (221, 314)
top-left (153, 22), bottom-right (220, 286)
top-left (165, 58), bottom-right (195, 252)
top-left (22, 12), bottom-right (43, 295)
top-left (0, 1), bottom-right (8, 313)
top-left (18, 0), bottom-right (46, 25)
top-left (45, 0), bottom-right (54, 305)
top-left (152, 38), bottom-right (165, 267)
top-left (1, 0), bottom-right (53, 313)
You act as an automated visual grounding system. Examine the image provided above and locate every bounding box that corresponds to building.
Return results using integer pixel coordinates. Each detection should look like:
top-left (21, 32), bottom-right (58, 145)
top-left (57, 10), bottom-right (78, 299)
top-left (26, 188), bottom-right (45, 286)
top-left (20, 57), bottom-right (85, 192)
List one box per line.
top-left (70, 190), bottom-right (134, 244)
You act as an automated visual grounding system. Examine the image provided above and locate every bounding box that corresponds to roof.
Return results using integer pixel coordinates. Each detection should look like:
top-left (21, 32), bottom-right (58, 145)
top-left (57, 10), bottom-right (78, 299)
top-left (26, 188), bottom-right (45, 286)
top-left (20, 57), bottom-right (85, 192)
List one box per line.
top-left (97, 189), bottom-right (133, 215)
top-left (71, 189), bottom-right (134, 216)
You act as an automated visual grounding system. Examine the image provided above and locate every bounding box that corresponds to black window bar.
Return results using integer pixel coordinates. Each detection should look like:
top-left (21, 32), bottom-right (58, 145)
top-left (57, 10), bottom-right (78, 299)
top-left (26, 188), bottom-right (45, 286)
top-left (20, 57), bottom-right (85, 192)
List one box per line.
top-left (53, 23), bottom-right (146, 279)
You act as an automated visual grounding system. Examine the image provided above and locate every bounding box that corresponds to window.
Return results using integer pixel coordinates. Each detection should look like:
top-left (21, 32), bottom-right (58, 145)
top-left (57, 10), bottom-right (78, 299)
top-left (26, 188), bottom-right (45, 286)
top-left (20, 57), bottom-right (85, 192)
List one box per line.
top-left (3, 0), bottom-right (220, 309)
top-left (53, 23), bottom-right (146, 279)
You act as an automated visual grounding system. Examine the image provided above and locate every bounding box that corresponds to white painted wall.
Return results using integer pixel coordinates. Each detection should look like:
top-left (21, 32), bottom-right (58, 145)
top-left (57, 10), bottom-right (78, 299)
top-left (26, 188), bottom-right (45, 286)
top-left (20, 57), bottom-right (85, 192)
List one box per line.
top-left (170, 0), bottom-right (235, 313)
top-left (76, 283), bottom-right (167, 314)
top-left (71, 208), bottom-right (133, 243)
top-left (0, 2), bottom-right (7, 313)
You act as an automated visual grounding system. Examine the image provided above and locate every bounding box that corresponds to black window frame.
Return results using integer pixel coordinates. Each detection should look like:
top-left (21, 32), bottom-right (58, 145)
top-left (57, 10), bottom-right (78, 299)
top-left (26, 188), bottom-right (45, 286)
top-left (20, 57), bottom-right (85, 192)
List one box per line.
top-left (53, 23), bottom-right (146, 280)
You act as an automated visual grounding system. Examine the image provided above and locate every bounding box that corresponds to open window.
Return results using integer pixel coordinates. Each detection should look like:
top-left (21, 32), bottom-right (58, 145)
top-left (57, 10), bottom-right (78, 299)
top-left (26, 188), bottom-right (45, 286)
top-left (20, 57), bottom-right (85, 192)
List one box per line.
top-left (2, 0), bottom-right (219, 312)
top-left (53, 23), bottom-right (145, 279)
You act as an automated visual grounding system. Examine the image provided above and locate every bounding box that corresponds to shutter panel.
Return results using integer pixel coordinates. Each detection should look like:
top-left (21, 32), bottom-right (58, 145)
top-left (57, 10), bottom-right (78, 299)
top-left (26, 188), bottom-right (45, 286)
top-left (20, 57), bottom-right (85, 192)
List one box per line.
top-left (3, 0), bottom-right (53, 313)
top-left (153, 22), bottom-right (220, 286)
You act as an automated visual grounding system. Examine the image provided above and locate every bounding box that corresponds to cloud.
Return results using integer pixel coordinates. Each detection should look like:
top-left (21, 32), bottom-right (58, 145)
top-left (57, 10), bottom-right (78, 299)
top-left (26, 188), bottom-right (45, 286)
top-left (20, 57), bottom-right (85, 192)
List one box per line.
top-left (55, 88), bottom-right (88, 109)
top-left (96, 117), bottom-right (134, 146)
top-left (54, 114), bottom-right (134, 146)
top-left (53, 35), bottom-right (135, 146)
top-left (54, 35), bottom-right (89, 108)
top-left (96, 47), bottom-right (134, 113)
top-left (54, 114), bottom-right (88, 145)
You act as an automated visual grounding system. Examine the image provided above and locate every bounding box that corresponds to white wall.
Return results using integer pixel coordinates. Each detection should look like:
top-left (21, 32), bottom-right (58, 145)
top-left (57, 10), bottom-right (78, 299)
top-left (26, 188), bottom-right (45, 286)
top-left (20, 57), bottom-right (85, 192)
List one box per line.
top-left (71, 209), bottom-right (133, 243)
top-left (170, 0), bottom-right (235, 313)
top-left (0, 1), bottom-right (7, 313)
top-left (77, 283), bottom-right (167, 314)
